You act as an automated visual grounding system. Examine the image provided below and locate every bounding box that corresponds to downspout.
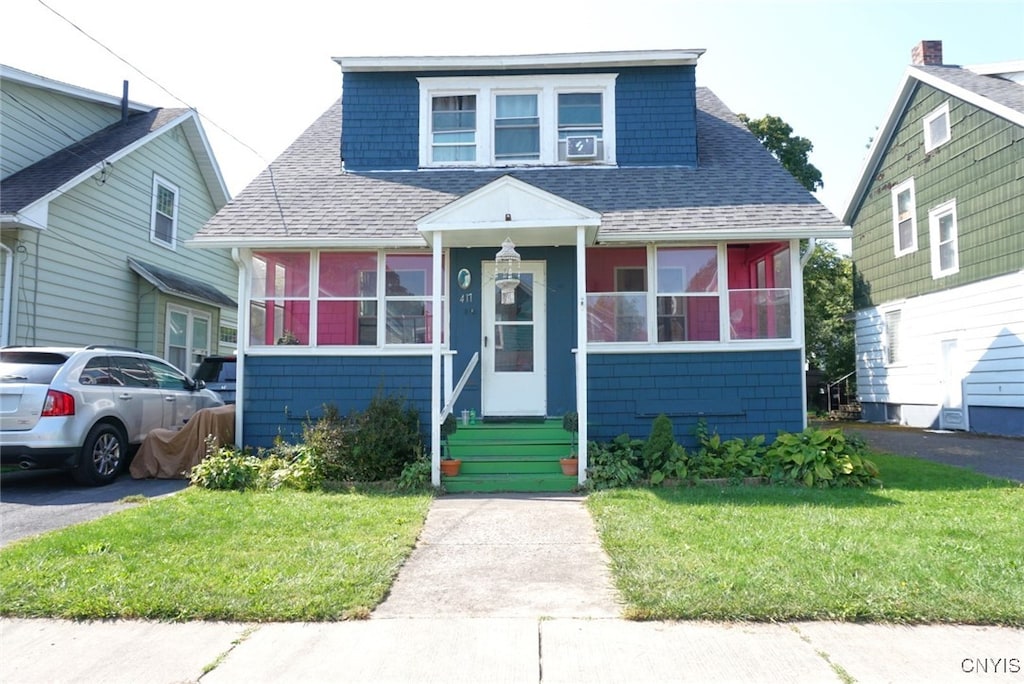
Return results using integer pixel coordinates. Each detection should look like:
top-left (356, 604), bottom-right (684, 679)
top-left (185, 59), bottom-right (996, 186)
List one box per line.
top-left (796, 239), bottom-right (812, 428)
top-left (575, 226), bottom-right (589, 486)
top-left (430, 232), bottom-right (443, 487)
top-left (0, 242), bottom-right (12, 346)
top-left (231, 248), bottom-right (248, 448)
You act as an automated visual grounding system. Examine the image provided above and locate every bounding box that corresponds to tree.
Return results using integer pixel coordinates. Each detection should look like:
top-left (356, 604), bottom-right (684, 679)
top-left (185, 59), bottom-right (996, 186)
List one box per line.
top-left (738, 113), bottom-right (852, 380)
top-left (737, 113), bottom-right (823, 192)
top-left (802, 242), bottom-right (855, 380)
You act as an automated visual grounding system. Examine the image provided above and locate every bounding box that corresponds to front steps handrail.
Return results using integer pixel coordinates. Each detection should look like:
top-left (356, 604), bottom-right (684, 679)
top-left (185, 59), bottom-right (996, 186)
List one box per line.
top-left (440, 351), bottom-right (479, 423)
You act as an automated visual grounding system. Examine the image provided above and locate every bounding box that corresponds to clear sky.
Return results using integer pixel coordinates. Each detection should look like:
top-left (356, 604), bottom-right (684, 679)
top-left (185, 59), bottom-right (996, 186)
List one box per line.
top-left (3, 0), bottom-right (1022, 239)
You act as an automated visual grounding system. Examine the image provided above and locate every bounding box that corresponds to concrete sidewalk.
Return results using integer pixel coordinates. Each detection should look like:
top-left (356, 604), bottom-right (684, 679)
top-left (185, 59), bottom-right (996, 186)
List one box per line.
top-left (2, 493), bottom-right (1022, 683)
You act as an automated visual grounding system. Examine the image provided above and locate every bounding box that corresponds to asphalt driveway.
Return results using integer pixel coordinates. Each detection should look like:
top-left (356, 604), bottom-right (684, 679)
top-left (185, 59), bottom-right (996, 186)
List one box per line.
top-left (0, 470), bottom-right (188, 547)
top-left (829, 421), bottom-right (1024, 483)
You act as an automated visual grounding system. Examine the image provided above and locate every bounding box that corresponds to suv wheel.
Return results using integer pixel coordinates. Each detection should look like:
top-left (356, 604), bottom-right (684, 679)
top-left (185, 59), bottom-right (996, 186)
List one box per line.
top-left (73, 423), bottom-right (127, 486)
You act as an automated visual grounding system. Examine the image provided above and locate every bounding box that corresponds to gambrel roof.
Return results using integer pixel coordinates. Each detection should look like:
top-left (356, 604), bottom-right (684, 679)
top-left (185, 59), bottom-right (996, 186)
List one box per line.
top-left (192, 87), bottom-right (845, 249)
top-left (842, 63), bottom-right (1024, 224)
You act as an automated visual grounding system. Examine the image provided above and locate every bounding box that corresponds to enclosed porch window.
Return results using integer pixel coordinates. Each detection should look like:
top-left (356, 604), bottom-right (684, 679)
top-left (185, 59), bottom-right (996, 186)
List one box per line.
top-left (585, 242), bottom-right (793, 345)
top-left (250, 251), bottom-right (442, 348)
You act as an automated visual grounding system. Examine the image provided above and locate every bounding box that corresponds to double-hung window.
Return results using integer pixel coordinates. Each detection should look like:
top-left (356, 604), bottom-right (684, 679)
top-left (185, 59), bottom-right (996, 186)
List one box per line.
top-left (494, 94), bottom-right (540, 161)
top-left (151, 175), bottom-right (179, 248)
top-left (884, 309), bottom-right (902, 365)
top-left (431, 95), bottom-right (476, 162)
top-left (928, 200), bottom-right (959, 278)
top-left (891, 179), bottom-right (917, 256)
top-left (420, 74), bottom-right (616, 166)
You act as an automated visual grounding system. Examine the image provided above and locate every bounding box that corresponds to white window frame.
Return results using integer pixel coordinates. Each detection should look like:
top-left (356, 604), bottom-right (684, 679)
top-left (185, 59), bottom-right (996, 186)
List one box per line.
top-left (923, 101), bottom-right (951, 152)
top-left (166, 305), bottom-right (211, 373)
top-left (150, 175), bottom-right (180, 250)
top-left (928, 199), bottom-right (960, 278)
top-left (418, 74), bottom-right (617, 168)
top-left (883, 308), bottom-right (903, 366)
top-left (891, 178), bottom-right (918, 257)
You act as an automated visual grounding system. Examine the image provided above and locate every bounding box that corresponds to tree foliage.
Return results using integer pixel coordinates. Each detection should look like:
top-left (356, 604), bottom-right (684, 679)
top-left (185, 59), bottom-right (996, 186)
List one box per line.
top-left (737, 113), bottom-right (823, 192)
top-left (803, 242), bottom-right (855, 379)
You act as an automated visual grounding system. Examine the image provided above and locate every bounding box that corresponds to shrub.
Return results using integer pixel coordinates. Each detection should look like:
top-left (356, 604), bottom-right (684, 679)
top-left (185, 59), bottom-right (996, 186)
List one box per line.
top-left (349, 392), bottom-right (423, 481)
top-left (641, 414), bottom-right (675, 478)
top-left (190, 440), bottom-right (259, 490)
top-left (586, 434), bottom-right (643, 490)
top-left (765, 426), bottom-right (881, 488)
top-left (397, 452), bottom-right (432, 491)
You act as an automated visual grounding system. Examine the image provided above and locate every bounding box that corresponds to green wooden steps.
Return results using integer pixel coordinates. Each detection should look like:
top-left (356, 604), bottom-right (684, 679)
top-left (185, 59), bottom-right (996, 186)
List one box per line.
top-left (442, 419), bottom-right (577, 493)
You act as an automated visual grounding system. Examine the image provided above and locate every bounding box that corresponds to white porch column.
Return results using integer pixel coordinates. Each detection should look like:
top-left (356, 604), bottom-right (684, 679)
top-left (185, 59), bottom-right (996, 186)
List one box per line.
top-left (575, 225), bottom-right (588, 485)
top-left (431, 232), bottom-right (443, 487)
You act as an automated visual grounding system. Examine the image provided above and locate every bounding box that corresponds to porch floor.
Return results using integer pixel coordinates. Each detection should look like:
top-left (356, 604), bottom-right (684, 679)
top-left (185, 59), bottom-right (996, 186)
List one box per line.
top-left (443, 419), bottom-right (578, 493)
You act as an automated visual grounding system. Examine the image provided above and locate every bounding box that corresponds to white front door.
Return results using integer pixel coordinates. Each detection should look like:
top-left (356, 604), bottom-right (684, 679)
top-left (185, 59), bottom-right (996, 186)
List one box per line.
top-left (481, 261), bottom-right (546, 417)
top-left (939, 338), bottom-right (969, 430)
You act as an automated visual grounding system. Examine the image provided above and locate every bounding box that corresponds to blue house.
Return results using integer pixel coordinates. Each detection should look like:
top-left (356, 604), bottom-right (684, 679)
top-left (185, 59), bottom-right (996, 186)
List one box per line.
top-left (192, 49), bottom-right (848, 488)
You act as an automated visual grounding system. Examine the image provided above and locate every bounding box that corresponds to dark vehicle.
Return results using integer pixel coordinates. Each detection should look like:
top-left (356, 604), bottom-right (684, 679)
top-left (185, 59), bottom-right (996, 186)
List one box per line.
top-left (194, 356), bottom-right (236, 404)
top-left (0, 346), bottom-right (223, 485)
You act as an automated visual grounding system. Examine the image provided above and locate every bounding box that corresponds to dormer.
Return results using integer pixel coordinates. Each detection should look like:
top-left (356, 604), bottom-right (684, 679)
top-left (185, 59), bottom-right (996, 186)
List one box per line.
top-left (334, 49), bottom-right (705, 172)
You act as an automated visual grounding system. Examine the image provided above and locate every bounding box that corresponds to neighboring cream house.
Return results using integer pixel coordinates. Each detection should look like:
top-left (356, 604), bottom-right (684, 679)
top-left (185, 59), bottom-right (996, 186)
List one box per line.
top-left (1, 65), bottom-right (237, 371)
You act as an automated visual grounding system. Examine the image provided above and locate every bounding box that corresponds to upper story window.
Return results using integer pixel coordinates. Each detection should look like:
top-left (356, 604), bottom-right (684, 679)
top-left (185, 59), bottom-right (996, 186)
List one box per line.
top-left (431, 95), bottom-right (476, 162)
top-left (891, 178), bottom-right (917, 257)
top-left (928, 199), bottom-right (959, 278)
top-left (150, 175), bottom-right (179, 249)
top-left (923, 101), bottom-right (951, 152)
top-left (420, 74), bottom-right (616, 167)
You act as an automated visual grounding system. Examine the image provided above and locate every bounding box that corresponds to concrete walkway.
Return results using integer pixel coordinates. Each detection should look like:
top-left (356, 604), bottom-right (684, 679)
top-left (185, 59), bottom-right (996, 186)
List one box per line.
top-left (2, 493), bottom-right (1022, 682)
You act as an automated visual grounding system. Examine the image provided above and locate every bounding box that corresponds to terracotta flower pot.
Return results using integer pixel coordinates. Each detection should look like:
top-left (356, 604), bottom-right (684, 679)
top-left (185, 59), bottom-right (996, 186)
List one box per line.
top-left (559, 458), bottom-right (578, 476)
top-left (440, 459), bottom-right (462, 476)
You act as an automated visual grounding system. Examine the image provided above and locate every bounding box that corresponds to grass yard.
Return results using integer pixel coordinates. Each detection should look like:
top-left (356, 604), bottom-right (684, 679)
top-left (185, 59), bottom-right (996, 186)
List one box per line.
top-left (587, 454), bottom-right (1024, 625)
top-left (0, 488), bottom-right (431, 622)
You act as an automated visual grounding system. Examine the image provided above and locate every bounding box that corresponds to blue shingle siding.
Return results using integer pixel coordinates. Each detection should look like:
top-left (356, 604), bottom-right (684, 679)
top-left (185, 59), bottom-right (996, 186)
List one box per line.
top-left (339, 65), bottom-right (699, 171)
top-left (586, 350), bottom-right (803, 447)
top-left (242, 355), bottom-right (432, 448)
top-left (614, 66), bottom-right (697, 167)
top-left (341, 72), bottom-right (421, 171)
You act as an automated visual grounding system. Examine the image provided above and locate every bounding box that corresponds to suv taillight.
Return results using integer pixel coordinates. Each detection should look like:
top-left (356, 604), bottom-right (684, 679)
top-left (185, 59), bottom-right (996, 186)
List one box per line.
top-left (42, 390), bottom-right (75, 417)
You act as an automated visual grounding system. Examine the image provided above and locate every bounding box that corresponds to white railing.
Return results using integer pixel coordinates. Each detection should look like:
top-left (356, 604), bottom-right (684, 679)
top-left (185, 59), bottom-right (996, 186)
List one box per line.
top-left (440, 351), bottom-right (479, 423)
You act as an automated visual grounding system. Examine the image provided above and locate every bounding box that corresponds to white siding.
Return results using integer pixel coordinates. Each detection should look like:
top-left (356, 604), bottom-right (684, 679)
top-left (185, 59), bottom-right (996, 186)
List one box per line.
top-left (856, 270), bottom-right (1024, 412)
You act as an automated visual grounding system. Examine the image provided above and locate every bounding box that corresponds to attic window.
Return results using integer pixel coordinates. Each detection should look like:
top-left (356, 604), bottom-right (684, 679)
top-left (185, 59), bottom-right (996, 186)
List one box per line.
top-left (923, 102), bottom-right (951, 152)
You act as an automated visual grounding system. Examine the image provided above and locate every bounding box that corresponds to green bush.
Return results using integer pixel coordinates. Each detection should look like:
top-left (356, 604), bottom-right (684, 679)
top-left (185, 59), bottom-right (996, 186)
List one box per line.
top-left (397, 454), bottom-right (432, 491)
top-left (586, 434), bottom-right (643, 490)
top-left (765, 426), bottom-right (881, 488)
top-left (641, 414), bottom-right (675, 479)
top-left (349, 393), bottom-right (423, 481)
top-left (190, 441), bottom-right (259, 490)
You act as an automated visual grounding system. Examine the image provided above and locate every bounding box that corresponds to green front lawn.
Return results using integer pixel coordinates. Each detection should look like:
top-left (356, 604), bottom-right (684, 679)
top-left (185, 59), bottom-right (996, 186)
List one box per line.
top-left (0, 488), bottom-right (431, 622)
top-left (588, 454), bottom-right (1024, 625)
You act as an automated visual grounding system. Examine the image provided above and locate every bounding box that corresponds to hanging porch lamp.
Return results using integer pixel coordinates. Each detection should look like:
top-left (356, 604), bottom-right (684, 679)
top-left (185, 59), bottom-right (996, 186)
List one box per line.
top-left (494, 237), bottom-right (521, 305)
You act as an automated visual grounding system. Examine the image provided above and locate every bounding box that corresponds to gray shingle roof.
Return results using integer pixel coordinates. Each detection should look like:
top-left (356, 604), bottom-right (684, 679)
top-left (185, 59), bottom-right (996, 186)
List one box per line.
top-left (1, 108), bottom-right (189, 215)
top-left (195, 88), bottom-right (843, 245)
top-left (127, 258), bottom-right (236, 308)
top-left (914, 64), bottom-right (1024, 115)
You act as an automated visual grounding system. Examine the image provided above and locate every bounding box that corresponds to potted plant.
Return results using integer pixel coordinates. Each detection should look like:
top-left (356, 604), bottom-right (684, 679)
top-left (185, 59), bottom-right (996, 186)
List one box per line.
top-left (560, 410), bottom-right (579, 476)
top-left (439, 413), bottom-right (461, 476)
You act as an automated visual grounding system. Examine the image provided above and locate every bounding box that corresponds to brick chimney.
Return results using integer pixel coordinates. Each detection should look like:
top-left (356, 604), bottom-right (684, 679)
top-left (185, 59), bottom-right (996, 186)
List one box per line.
top-left (912, 40), bottom-right (943, 66)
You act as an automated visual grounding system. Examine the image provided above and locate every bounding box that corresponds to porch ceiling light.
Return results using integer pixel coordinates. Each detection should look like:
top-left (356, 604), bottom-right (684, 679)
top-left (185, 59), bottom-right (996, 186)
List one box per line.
top-left (494, 236), bottom-right (521, 304)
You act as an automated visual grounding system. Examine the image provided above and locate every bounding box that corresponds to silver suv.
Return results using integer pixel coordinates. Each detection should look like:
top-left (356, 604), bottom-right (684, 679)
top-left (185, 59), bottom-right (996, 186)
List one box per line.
top-left (0, 346), bottom-right (224, 485)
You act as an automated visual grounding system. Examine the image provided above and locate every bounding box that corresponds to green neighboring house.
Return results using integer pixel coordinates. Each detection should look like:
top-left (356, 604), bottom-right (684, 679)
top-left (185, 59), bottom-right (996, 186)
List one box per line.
top-left (843, 41), bottom-right (1024, 436)
top-left (0, 65), bottom-right (238, 373)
